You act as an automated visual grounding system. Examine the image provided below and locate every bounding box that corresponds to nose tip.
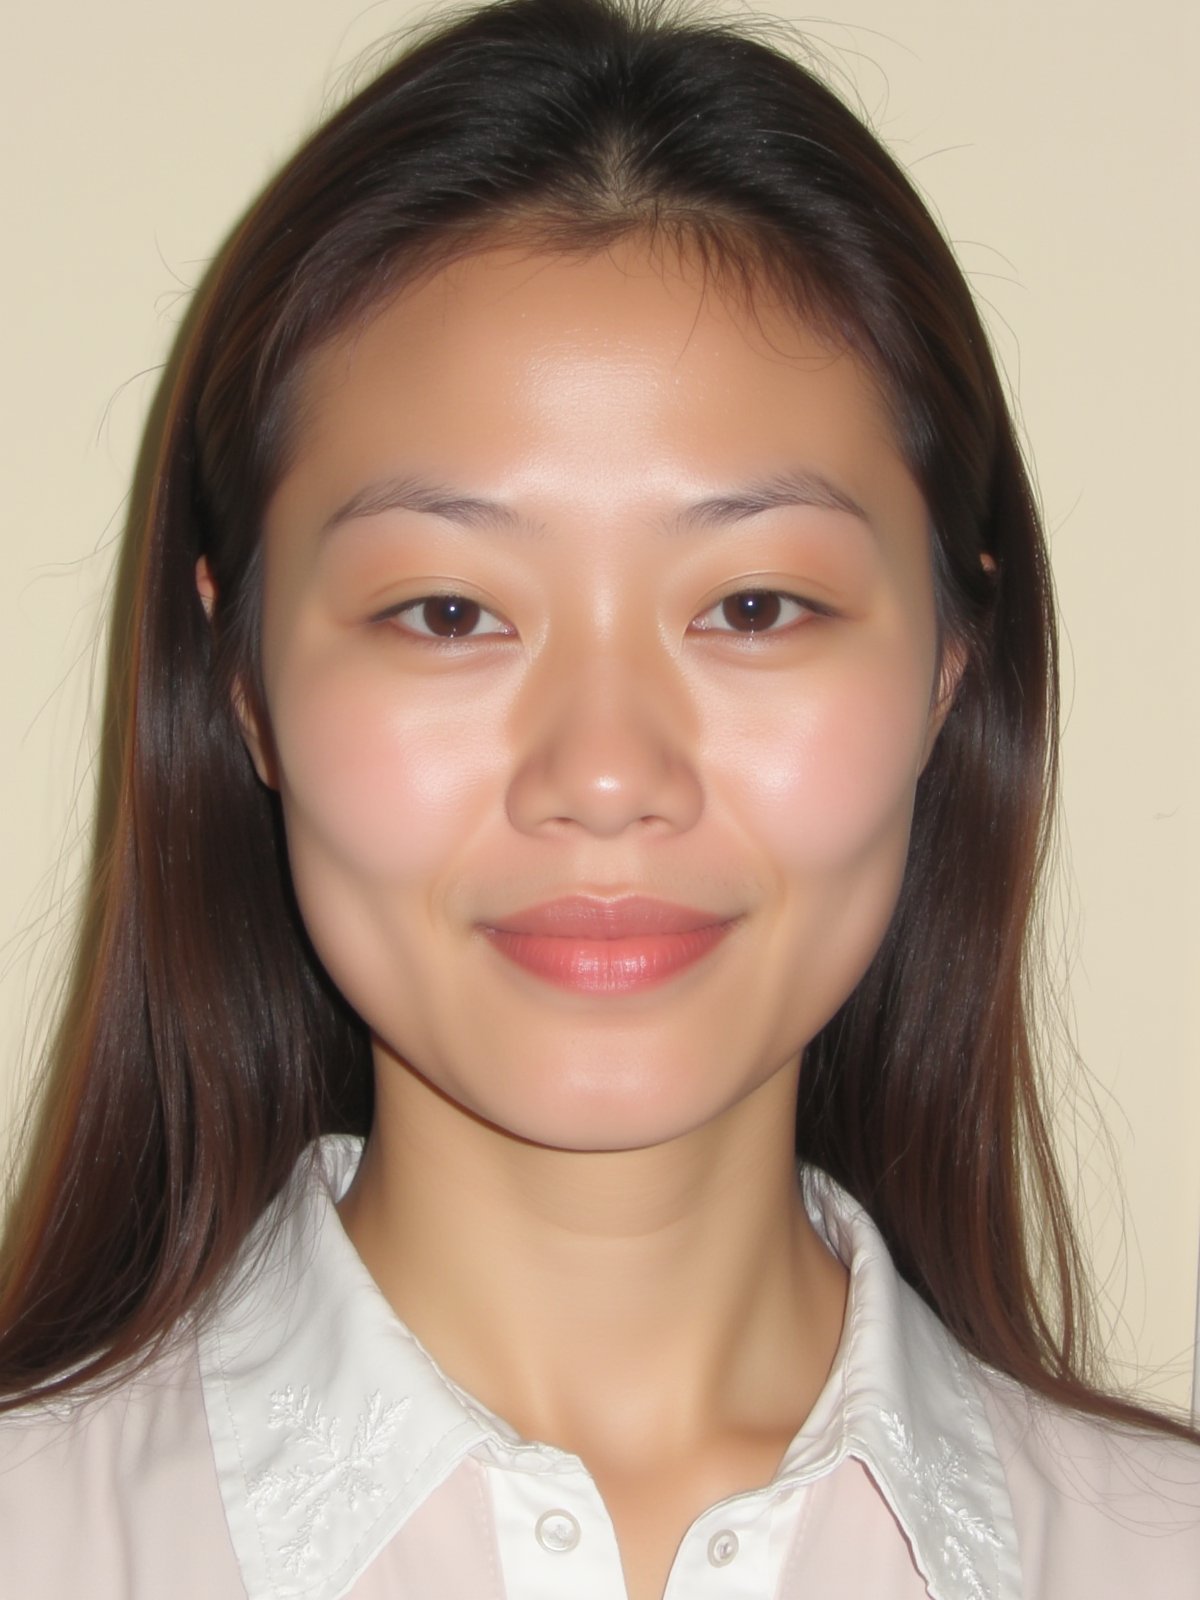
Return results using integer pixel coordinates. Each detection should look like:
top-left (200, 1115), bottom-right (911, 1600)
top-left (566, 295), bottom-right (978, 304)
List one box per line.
top-left (504, 661), bottom-right (703, 838)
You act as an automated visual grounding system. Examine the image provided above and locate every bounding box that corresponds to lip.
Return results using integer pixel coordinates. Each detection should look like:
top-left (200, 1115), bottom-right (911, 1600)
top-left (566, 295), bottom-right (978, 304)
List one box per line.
top-left (481, 895), bottom-right (732, 938)
top-left (478, 896), bottom-right (741, 994)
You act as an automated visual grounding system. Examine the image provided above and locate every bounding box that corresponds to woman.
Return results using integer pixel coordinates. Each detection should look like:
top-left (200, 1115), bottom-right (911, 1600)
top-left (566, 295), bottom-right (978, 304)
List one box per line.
top-left (1, 0), bottom-right (1197, 1595)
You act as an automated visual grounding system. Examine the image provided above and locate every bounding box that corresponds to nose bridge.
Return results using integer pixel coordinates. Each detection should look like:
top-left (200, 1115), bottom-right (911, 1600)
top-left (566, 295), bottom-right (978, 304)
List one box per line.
top-left (505, 622), bottom-right (703, 839)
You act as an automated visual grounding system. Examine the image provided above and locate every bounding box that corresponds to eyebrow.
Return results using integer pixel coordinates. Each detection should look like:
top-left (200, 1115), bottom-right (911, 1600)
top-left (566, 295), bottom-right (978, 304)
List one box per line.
top-left (322, 476), bottom-right (537, 539)
top-left (674, 470), bottom-right (870, 532)
top-left (319, 468), bottom-right (871, 540)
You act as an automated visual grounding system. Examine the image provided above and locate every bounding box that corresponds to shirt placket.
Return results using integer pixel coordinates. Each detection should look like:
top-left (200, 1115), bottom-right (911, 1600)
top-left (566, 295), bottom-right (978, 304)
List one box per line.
top-left (487, 1454), bottom-right (629, 1600)
top-left (485, 1447), bottom-right (803, 1600)
top-left (660, 1490), bottom-right (784, 1600)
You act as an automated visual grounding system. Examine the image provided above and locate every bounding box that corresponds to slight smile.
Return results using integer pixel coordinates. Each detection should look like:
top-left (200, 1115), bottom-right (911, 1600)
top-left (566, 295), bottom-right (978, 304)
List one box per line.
top-left (478, 896), bottom-right (744, 994)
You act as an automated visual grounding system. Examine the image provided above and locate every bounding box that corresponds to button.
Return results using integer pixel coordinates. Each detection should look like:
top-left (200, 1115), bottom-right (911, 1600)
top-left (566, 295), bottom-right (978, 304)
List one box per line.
top-left (535, 1508), bottom-right (582, 1553)
top-left (707, 1529), bottom-right (739, 1567)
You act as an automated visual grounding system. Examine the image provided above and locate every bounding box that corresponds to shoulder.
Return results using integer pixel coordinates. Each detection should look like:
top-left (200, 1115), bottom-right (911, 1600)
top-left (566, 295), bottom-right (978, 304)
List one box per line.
top-left (973, 1365), bottom-right (1200, 1597)
top-left (0, 1335), bottom-right (242, 1596)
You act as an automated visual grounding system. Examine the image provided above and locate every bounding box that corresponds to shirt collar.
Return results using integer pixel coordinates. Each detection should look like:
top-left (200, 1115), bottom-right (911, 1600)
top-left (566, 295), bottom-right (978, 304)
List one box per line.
top-left (787, 1167), bottom-right (1021, 1600)
top-left (198, 1135), bottom-right (1020, 1600)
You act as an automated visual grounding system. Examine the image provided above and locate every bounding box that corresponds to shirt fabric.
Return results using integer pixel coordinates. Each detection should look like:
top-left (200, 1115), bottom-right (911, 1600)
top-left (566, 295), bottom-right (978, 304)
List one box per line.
top-left (2, 1134), bottom-right (1198, 1599)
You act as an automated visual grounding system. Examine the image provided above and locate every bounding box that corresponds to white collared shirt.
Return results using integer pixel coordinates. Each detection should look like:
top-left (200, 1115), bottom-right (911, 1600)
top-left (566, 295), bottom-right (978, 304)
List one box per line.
top-left (2, 1134), bottom-right (1198, 1598)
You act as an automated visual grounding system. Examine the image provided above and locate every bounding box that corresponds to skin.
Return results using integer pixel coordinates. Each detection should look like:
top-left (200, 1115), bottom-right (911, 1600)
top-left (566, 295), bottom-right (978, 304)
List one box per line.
top-left (202, 237), bottom-right (960, 1600)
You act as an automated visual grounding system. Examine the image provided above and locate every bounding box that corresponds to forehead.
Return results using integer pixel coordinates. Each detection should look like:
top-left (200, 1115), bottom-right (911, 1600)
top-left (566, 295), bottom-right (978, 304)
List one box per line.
top-left (269, 238), bottom-right (916, 536)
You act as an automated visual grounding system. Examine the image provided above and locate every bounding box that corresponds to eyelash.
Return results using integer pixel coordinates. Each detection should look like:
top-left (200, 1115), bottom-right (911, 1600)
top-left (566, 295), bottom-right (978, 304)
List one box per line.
top-left (375, 588), bottom-right (828, 645)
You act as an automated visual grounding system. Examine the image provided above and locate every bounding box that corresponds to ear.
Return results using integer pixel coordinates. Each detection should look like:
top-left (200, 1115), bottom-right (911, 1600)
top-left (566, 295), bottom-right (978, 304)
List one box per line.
top-left (920, 634), bottom-right (967, 770)
top-left (195, 553), bottom-right (218, 619)
top-left (919, 552), bottom-right (994, 771)
top-left (195, 556), bottom-right (279, 790)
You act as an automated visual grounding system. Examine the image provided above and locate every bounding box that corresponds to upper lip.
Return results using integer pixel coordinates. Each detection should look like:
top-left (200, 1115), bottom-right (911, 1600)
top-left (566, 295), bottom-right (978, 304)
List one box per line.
top-left (481, 895), bottom-right (736, 938)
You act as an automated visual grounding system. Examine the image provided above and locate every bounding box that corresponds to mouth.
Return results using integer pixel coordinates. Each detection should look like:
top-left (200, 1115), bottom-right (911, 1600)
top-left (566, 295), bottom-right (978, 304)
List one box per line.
top-left (478, 895), bottom-right (742, 994)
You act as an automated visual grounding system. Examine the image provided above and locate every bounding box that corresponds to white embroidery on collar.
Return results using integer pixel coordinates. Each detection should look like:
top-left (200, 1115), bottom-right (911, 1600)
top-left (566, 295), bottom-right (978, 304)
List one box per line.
top-left (878, 1409), bottom-right (1004, 1600)
top-left (201, 1141), bottom-right (1021, 1600)
top-left (796, 1167), bottom-right (1017, 1599)
top-left (247, 1384), bottom-right (411, 1575)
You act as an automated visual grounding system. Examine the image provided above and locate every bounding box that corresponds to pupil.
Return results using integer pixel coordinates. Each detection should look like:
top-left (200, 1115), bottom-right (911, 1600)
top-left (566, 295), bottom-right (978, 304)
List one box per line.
top-left (724, 591), bottom-right (781, 631)
top-left (426, 596), bottom-right (479, 637)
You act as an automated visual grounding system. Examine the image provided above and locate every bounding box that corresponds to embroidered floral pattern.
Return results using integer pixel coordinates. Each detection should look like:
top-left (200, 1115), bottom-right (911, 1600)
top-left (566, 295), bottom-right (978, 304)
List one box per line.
top-left (249, 1385), bottom-right (410, 1573)
top-left (879, 1410), bottom-right (1002, 1600)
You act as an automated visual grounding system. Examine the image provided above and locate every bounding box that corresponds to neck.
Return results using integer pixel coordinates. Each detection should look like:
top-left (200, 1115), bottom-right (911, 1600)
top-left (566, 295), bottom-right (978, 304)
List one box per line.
top-left (337, 1059), bottom-right (847, 1469)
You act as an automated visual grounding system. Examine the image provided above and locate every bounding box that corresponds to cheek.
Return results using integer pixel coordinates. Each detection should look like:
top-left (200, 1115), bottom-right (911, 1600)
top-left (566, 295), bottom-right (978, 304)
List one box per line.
top-left (271, 653), bottom-right (502, 886)
top-left (714, 648), bottom-right (931, 878)
top-left (710, 644), bottom-right (933, 1051)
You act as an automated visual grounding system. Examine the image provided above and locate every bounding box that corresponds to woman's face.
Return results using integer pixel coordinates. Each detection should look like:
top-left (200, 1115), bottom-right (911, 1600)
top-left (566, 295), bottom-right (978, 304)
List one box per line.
top-left (247, 239), bottom-right (955, 1151)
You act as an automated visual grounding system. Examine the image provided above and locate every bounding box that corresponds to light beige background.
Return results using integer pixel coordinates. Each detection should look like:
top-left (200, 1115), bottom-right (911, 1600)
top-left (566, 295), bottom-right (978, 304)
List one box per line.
top-left (2, 1), bottom-right (1197, 1410)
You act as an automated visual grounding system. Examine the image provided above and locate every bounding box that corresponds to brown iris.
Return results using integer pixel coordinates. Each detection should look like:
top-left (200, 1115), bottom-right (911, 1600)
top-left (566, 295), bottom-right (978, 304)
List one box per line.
top-left (720, 591), bottom-right (784, 633)
top-left (419, 596), bottom-right (483, 637)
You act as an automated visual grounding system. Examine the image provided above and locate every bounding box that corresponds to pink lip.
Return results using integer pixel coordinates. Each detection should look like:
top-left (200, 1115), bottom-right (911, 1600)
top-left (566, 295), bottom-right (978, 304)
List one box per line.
top-left (479, 896), bottom-right (741, 994)
top-left (484, 895), bottom-right (730, 937)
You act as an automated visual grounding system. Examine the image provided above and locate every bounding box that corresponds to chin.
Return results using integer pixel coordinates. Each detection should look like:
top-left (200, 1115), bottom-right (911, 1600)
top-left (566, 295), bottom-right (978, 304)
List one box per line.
top-left (456, 1058), bottom-right (785, 1156)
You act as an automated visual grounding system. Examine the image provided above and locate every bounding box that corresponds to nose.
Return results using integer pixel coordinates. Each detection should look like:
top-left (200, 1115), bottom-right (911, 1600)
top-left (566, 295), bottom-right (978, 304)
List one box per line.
top-left (505, 643), bottom-right (704, 839)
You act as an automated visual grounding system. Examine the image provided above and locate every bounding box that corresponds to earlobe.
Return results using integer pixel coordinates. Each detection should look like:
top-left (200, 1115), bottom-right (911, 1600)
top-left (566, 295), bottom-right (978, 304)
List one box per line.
top-left (195, 555), bottom-right (217, 619)
top-left (920, 636), bottom-right (967, 771)
top-left (232, 682), bottom-right (281, 792)
top-left (920, 552), bottom-right (993, 771)
top-left (194, 556), bottom-right (279, 790)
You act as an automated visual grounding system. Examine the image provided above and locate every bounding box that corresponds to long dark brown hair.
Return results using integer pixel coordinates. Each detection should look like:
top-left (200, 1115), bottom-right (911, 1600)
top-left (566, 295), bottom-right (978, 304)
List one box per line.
top-left (1, 0), bottom-right (1192, 1438)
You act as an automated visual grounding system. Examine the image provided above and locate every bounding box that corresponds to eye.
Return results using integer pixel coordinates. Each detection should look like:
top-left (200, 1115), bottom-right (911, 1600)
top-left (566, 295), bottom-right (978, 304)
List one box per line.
top-left (691, 588), bottom-right (823, 637)
top-left (377, 592), bottom-right (513, 642)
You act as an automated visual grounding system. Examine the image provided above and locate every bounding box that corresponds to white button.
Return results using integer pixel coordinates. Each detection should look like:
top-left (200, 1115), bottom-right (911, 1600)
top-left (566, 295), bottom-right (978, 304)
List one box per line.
top-left (707, 1529), bottom-right (739, 1567)
top-left (535, 1508), bottom-right (582, 1553)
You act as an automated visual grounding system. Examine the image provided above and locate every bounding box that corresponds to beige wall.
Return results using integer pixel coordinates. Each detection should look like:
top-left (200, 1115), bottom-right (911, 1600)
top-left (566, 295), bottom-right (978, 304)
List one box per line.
top-left (2, 1), bottom-right (1196, 1410)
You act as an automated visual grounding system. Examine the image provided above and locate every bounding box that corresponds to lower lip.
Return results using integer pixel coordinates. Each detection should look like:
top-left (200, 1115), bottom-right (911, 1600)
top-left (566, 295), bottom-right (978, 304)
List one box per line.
top-left (480, 922), bottom-right (738, 994)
